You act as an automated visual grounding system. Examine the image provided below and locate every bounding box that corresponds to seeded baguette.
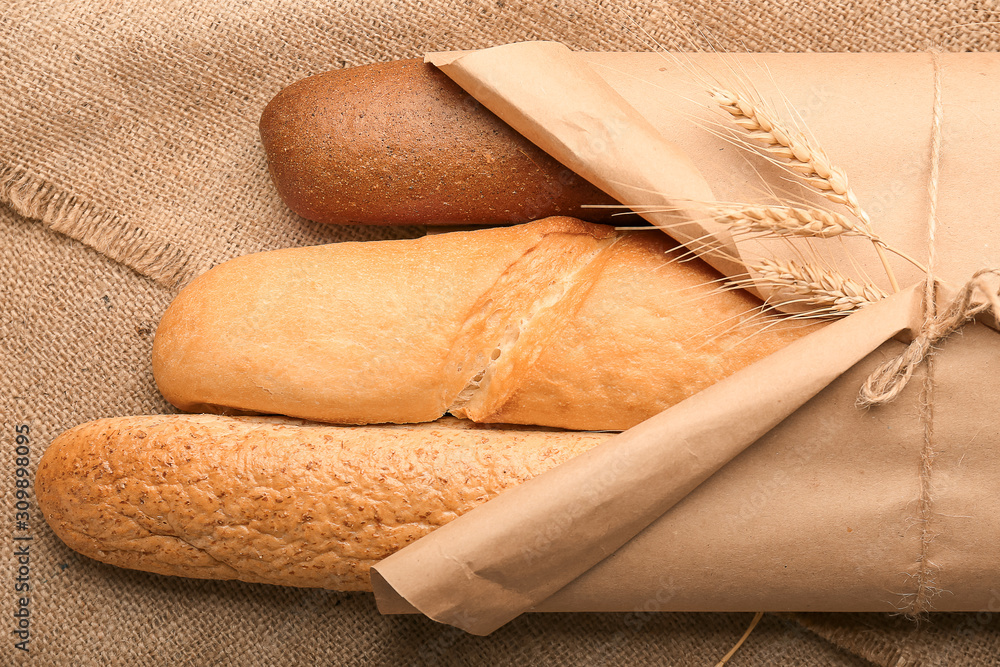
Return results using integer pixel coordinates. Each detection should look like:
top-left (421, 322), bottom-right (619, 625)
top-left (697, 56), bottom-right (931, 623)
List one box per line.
top-left (259, 58), bottom-right (618, 226)
top-left (36, 414), bottom-right (607, 590)
top-left (152, 217), bottom-right (820, 431)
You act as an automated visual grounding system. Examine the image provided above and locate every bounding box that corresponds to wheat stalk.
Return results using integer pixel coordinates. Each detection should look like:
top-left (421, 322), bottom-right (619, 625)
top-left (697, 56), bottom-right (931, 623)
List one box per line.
top-left (711, 87), bottom-right (901, 293)
top-left (710, 203), bottom-right (872, 240)
top-left (747, 258), bottom-right (888, 313)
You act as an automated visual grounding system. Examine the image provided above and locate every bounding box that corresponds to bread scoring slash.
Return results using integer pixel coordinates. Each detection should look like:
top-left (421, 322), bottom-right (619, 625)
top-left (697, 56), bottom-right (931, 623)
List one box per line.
top-left (152, 217), bottom-right (818, 431)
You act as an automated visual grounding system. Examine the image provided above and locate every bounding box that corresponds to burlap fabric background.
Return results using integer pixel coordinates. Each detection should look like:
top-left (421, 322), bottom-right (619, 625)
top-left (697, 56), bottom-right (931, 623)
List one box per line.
top-left (3, 1), bottom-right (999, 664)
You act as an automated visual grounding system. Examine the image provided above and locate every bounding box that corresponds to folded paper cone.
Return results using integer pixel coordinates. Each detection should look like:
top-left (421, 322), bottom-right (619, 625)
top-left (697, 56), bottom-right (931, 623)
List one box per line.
top-left (371, 44), bottom-right (1000, 633)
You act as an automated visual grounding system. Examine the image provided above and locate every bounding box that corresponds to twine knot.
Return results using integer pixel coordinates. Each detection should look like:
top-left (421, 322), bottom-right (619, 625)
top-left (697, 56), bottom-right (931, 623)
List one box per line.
top-left (858, 269), bottom-right (1000, 407)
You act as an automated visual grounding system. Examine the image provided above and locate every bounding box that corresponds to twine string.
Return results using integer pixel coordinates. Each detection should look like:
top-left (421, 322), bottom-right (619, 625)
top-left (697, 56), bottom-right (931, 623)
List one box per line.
top-left (857, 51), bottom-right (1000, 409)
top-left (854, 53), bottom-right (1000, 615)
top-left (857, 268), bottom-right (1000, 407)
top-left (857, 51), bottom-right (941, 409)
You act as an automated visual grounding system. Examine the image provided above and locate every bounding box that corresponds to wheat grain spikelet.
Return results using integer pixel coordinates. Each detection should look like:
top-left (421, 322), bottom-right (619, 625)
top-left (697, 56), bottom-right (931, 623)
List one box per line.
top-left (710, 203), bottom-right (872, 240)
top-left (749, 258), bottom-right (888, 313)
top-left (711, 88), bottom-right (872, 229)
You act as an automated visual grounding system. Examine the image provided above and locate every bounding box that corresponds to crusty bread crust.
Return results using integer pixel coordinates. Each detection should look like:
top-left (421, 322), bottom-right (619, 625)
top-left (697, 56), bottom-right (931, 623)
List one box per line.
top-left (36, 415), bottom-right (606, 590)
top-left (153, 217), bottom-right (819, 430)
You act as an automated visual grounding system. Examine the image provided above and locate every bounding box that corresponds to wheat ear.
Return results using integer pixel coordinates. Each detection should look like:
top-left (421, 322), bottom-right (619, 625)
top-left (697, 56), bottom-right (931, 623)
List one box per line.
top-left (747, 258), bottom-right (888, 313)
top-left (710, 203), bottom-right (873, 240)
top-left (711, 89), bottom-right (868, 221)
top-left (711, 88), bottom-right (900, 292)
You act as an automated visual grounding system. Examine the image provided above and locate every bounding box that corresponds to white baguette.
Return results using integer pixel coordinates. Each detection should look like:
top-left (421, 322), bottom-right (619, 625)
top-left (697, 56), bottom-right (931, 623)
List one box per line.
top-left (153, 217), bottom-right (817, 430)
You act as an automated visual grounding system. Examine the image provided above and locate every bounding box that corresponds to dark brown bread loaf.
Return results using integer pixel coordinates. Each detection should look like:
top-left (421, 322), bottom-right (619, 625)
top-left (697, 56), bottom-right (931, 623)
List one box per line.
top-left (259, 58), bottom-right (619, 226)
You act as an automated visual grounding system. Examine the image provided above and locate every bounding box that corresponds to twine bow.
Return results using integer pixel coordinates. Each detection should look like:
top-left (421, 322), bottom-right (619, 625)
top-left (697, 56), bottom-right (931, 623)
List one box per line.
top-left (858, 269), bottom-right (1000, 407)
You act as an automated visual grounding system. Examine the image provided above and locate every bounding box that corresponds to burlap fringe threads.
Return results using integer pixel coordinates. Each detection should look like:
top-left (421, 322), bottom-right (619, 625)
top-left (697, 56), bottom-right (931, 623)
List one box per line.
top-left (0, 164), bottom-right (195, 287)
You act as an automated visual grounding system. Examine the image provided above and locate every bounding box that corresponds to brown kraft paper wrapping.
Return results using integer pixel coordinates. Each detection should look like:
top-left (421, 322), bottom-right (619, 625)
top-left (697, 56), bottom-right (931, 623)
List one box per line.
top-left (370, 44), bottom-right (1000, 634)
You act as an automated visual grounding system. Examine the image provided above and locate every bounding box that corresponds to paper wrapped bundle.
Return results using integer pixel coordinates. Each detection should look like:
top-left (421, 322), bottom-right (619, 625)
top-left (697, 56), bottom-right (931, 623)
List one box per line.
top-left (366, 44), bottom-right (1000, 634)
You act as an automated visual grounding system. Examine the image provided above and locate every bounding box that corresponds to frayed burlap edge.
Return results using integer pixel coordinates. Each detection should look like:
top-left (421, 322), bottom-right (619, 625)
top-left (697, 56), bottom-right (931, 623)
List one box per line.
top-left (0, 163), bottom-right (198, 287)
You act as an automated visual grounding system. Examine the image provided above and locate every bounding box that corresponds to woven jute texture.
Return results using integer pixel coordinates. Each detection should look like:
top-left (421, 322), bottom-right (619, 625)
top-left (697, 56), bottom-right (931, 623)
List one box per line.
top-left (4, 1), bottom-right (1000, 665)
